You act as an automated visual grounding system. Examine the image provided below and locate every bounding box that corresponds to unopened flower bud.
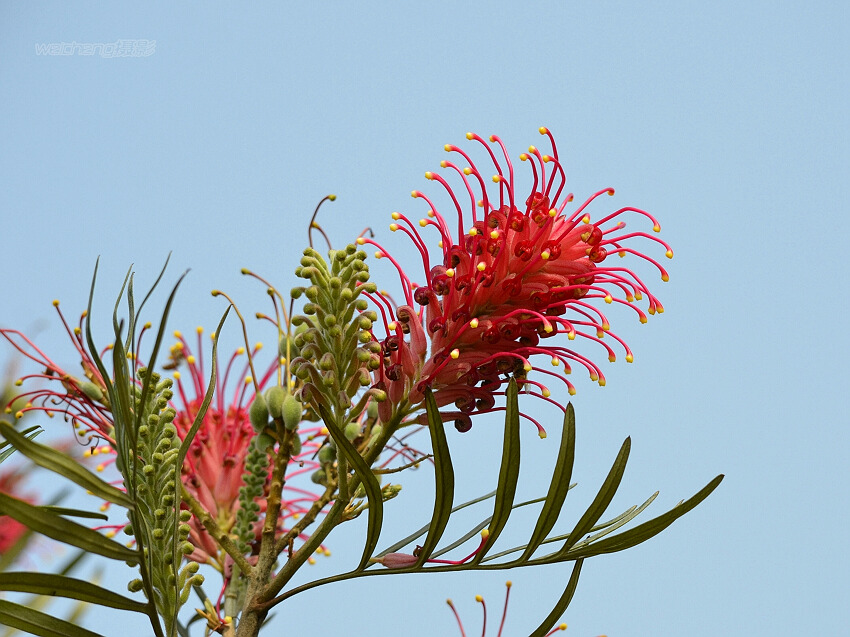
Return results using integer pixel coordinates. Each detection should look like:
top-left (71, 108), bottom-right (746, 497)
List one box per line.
top-left (344, 421), bottom-right (361, 441)
top-left (281, 394), bottom-right (302, 430)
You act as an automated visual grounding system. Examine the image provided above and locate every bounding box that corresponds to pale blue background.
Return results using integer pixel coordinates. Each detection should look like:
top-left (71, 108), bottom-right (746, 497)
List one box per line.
top-left (1, 2), bottom-right (847, 636)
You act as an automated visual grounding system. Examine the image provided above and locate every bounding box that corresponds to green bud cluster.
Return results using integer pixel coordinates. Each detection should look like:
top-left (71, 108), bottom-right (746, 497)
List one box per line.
top-left (233, 434), bottom-right (272, 556)
top-left (290, 245), bottom-right (385, 425)
top-left (124, 367), bottom-right (201, 631)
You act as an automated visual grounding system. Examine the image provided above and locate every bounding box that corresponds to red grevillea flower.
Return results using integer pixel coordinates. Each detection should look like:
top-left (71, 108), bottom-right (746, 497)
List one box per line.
top-left (359, 129), bottom-right (671, 435)
top-left (167, 329), bottom-right (329, 567)
top-left (1, 306), bottom-right (330, 567)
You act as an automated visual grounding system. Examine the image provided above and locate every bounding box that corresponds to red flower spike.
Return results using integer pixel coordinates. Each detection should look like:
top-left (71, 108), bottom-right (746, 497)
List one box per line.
top-left (364, 129), bottom-right (670, 433)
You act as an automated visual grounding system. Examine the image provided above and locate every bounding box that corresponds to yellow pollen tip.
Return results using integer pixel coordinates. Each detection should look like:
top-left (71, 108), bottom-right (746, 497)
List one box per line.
top-left (490, 230), bottom-right (499, 239)
top-left (462, 167), bottom-right (473, 176)
top-left (173, 330), bottom-right (182, 338)
top-left (653, 224), bottom-right (661, 232)
top-left (538, 430), bottom-right (547, 439)
top-left (445, 268), bottom-right (455, 277)
top-left (73, 326), bottom-right (81, 335)
top-left (425, 171), bottom-right (434, 179)
top-left (475, 595), bottom-right (484, 603)
top-left (440, 160), bottom-right (447, 168)
top-left (411, 190), bottom-right (418, 198)
top-left (602, 322), bottom-right (610, 331)
top-left (551, 358), bottom-right (559, 367)
top-left (245, 376), bottom-right (253, 384)
top-left (52, 299), bottom-right (60, 306)
top-left (356, 237), bottom-right (365, 244)
top-left (469, 318), bottom-right (479, 328)
top-left (374, 251), bottom-right (382, 259)
top-left (211, 290), bottom-right (220, 296)
top-left (597, 330), bottom-right (605, 338)
top-left (626, 294), bottom-right (635, 302)
top-left (523, 362), bottom-right (532, 372)
top-left (528, 145), bottom-right (537, 153)
top-left (542, 155), bottom-right (551, 163)
top-left (387, 322), bottom-right (397, 331)
top-left (391, 212), bottom-right (401, 220)
top-left (14, 379), bottom-right (22, 386)
top-left (491, 175), bottom-right (501, 183)
top-left (438, 240), bottom-right (444, 248)
top-left (542, 388), bottom-right (551, 398)
top-left (559, 624), bottom-right (568, 631)
top-left (236, 347), bottom-right (246, 355)
top-left (590, 373), bottom-right (599, 381)
top-left (480, 529), bottom-right (490, 539)
top-left (466, 132), bottom-right (474, 140)
top-left (96, 463), bottom-right (105, 472)
top-left (450, 349), bottom-right (460, 359)
top-left (582, 215), bottom-right (591, 224)
top-left (488, 135), bottom-right (496, 142)
top-left (662, 274), bottom-right (670, 282)
top-left (419, 219), bottom-right (427, 227)
top-left (599, 378), bottom-right (607, 386)
top-left (549, 208), bottom-right (557, 217)
top-left (604, 295), bottom-right (613, 304)
top-left (607, 189), bottom-right (615, 196)
top-left (477, 199), bottom-right (484, 207)
top-left (619, 250), bottom-right (627, 258)
top-left (666, 250), bottom-right (674, 259)
top-left (657, 305), bottom-right (665, 313)
top-left (444, 144), bottom-right (452, 151)
top-left (648, 307), bottom-right (656, 315)
top-left (506, 580), bottom-right (513, 587)
top-left (15, 411), bottom-right (24, 419)
top-left (569, 387), bottom-right (577, 396)
top-left (105, 530), bottom-right (116, 538)
top-left (543, 323), bottom-right (553, 333)
top-left (519, 153), bottom-right (528, 161)
top-left (469, 227), bottom-right (478, 236)
top-left (255, 342), bottom-right (263, 350)
top-left (541, 251), bottom-right (551, 260)
top-left (640, 316), bottom-right (648, 324)
top-left (634, 291), bottom-right (643, 300)
top-left (173, 371), bottom-right (181, 379)
top-left (428, 209), bottom-right (436, 217)
top-left (626, 354), bottom-right (634, 363)
top-left (476, 262), bottom-right (486, 272)
top-left (609, 355), bottom-right (616, 362)
top-left (568, 331), bottom-right (576, 340)
top-left (539, 127), bottom-right (548, 134)
top-left (389, 223), bottom-right (398, 231)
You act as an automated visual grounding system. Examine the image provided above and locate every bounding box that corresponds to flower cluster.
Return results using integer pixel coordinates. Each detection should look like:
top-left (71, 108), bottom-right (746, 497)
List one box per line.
top-left (360, 129), bottom-right (671, 434)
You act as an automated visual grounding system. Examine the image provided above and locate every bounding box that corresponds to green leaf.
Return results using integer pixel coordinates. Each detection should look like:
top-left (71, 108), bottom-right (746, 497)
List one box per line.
top-left (414, 389), bottom-right (455, 566)
top-left (0, 425), bottom-right (41, 463)
top-left (373, 489), bottom-right (497, 560)
top-left (521, 402), bottom-right (576, 561)
top-left (0, 421), bottom-right (133, 509)
top-left (0, 599), bottom-right (104, 637)
top-left (472, 378), bottom-right (521, 564)
top-left (528, 559), bottom-right (584, 637)
top-left (557, 437), bottom-right (630, 557)
top-left (0, 491), bottom-right (138, 563)
top-left (565, 475), bottom-right (725, 559)
top-left (36, 506), bottom-right (109, 520)
top-left (0, 573), bottom-right (148, 613)
top-left (317, 402), bottom-right (383, 570)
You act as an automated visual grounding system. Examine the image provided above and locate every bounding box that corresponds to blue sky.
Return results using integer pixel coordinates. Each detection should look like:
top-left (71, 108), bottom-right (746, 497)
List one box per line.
top-left (1, 2), bottom-right (847, 635)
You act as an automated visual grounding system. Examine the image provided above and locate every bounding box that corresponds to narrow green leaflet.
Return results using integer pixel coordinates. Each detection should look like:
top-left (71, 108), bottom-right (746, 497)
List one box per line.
top-left (317, 402), bottom-right (384, 570)
top-left (0, 421), bottom-right (133, 508)
top-left (0, 425), bottom-right (40, 463)
top-left (528, 559), bottom-right (584, 637)
top-left (565, 475), bottom-right (725, 559)
top-left (415, 388), bottom-right (455, 566)
top-left (0, 573), bottom-right (148, 613)
top-left (473, 378), bottom-right (521, 564)
top-left (0, 492), bottom-right (138, 563)
top-left (36, 506), bottom-right (108, 521)
top-left (557, 437), bottom-right (630, 556)
top-left (0, 600), bottom-right (104, 637)
top-left (521, 403), bottom-right (576, 561)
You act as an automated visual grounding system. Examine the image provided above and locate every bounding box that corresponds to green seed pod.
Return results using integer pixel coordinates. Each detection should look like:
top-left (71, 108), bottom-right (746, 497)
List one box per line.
top-left (249, 393), bottom-right (270, 433)
top-left (255, 432), bottom-right (275, 450)
top-left (367, 400), bottom-right (379, 421)
top-left (282, 394), bottom-right (302, 431)
top-left (265, 385), bottom-right (287, 419)
top-left (344, 421), bottom-right (361, 441)
top-left (290, 434), bottom-right (302, 455)
top-left (79, 381), bottom-right (103, 401)
top-left (311, 468), bottom-right (328, 485)
top-left (318, 444), bottom-right (336, 464)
